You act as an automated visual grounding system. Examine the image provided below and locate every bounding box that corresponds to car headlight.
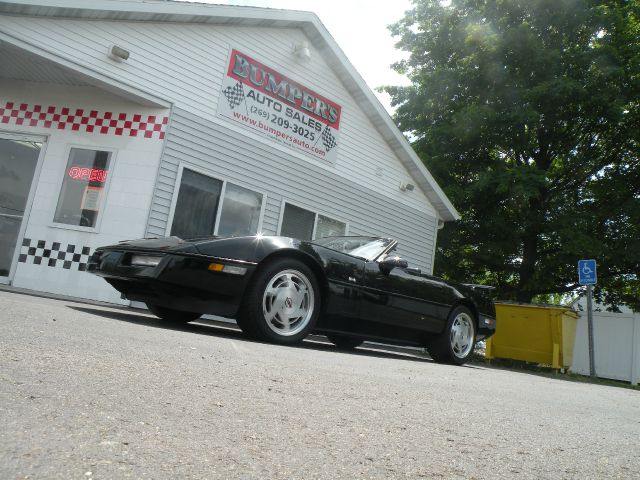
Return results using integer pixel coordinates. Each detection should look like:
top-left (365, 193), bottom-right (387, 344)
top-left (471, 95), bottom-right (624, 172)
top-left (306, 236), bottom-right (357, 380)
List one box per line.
top-left (130, 255), bottom-right (163, 267)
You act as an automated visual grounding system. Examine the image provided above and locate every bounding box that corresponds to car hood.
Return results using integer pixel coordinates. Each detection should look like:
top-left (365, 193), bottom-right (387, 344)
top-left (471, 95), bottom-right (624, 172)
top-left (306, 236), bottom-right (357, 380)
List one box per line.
top-left (105, 236), bottom-right (207, 253)
top-left (112, 236), bottom-right (190, 249)
top-left (100, 235), bottom-right (302, 263)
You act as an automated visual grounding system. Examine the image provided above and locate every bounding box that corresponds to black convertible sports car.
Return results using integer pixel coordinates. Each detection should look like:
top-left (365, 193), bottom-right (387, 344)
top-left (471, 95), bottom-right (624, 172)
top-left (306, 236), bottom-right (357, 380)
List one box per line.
top-left (88, 235), bottom-right (495, 365)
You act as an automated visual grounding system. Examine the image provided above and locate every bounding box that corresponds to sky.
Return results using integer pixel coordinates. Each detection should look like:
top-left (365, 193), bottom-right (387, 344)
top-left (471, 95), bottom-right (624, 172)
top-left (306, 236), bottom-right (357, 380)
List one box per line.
top-left (178, 0), bottom-right (414, 113)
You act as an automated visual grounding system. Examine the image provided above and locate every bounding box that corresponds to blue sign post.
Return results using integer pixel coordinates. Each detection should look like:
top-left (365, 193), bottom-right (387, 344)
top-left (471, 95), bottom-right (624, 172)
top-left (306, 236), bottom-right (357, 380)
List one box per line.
top-left (578, 259), bottom-right (597, 377)
top-left (578, 259), bottom-right (597, 285)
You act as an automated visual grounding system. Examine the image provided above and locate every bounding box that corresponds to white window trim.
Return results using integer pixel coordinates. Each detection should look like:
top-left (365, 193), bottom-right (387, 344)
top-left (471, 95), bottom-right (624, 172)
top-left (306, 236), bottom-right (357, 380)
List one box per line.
top-left (166, 163), bottom-right (267, 237)
top-left (276, 199), bottom-right (350, 240)
top-left (49, 143), bottom-right (117, 234)
top-left (212, 181), bottom-right (227, 236)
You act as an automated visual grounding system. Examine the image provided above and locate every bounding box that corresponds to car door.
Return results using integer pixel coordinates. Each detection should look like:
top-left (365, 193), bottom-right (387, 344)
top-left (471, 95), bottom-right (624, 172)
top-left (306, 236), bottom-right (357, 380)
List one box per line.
top-left (359, 258), bottom-right (452, 335)
top-left (315, 247), bottom-right (367, 331)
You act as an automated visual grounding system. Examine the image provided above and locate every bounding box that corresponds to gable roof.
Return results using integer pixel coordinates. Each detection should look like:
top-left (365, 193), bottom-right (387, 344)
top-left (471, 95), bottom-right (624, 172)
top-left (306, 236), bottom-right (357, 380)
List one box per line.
top-left (0, 0), bottom-right (460, 221)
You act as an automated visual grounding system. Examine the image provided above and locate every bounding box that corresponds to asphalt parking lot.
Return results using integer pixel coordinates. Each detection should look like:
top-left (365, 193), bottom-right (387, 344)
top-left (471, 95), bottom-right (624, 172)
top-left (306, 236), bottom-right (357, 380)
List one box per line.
top-left (1, 290), bottom-right (639, 479)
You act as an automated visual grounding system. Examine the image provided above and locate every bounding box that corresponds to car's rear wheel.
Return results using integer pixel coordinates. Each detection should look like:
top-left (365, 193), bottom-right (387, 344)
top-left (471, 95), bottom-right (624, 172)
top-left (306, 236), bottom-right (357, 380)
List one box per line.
top-left (238, 258), bottom-right (320, 344)
top-left (326, 333), bottom-right (363, 349)
top-left (146, 303), bottom-right (201, 323)
top-left (428, 306), bottom-right (476, 365)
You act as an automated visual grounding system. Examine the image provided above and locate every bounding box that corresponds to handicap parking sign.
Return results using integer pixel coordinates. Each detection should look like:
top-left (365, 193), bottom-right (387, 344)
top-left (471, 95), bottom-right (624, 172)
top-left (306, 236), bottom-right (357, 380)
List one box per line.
top-left (578, 259), bottom-right (597, 285)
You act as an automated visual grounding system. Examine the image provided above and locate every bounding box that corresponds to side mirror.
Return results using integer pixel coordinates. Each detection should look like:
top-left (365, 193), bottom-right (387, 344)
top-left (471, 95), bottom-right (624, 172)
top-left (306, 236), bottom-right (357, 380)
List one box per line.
top-left (379, 256), bottom-right (408, 273)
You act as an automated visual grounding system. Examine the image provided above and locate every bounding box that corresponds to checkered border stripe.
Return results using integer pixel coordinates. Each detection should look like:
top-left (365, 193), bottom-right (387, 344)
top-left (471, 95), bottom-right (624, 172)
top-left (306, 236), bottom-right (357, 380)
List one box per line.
top-left (18, 238), bottom-right (92, 271)
top-left (0, 101), bottom-right (168, 139)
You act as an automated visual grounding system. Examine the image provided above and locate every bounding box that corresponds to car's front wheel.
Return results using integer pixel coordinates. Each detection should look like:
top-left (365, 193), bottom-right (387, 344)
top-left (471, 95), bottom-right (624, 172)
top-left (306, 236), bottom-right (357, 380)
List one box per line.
top-left (238, 258), bottom-right (320, 344)
top-left (428, 306), bottom-right (476, 365)
top-left (146, 303), bottom-right (201, 323)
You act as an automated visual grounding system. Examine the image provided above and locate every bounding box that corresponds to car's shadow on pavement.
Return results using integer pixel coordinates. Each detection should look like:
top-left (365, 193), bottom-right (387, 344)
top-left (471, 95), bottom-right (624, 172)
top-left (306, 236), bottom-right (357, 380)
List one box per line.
top-left (66, 305), bottom-right (485, 367)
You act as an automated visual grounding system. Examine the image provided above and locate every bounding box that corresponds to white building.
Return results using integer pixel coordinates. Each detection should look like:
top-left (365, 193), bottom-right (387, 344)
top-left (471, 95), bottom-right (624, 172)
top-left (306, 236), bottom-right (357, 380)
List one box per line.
top-left (0, 0), bottom-right (459, 305)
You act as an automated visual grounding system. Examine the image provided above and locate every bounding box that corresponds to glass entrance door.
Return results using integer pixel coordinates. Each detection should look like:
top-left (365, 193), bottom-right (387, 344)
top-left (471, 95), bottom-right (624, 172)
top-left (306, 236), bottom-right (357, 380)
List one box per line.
top-left (0, 135), bottom-right (43, 282)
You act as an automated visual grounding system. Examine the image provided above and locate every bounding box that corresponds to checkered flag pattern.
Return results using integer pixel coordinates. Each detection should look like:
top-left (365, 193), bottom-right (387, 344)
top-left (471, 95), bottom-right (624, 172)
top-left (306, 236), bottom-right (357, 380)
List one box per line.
top-left (321, 125), bottom-right (337, 152)
top-left (0, 102), bottom-right (168, 139)
top-left (18, 238), bottom-right (92, 271)
top-left (223, 82), bottom-right (246, 110)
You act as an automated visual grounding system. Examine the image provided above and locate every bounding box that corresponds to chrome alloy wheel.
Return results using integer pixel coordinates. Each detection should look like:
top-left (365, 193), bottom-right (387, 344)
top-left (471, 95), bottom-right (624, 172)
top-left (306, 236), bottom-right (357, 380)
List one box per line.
top-left (262, 269), bottom-right (315, 337)
top-left (450, 311), bottom-right (475, 359)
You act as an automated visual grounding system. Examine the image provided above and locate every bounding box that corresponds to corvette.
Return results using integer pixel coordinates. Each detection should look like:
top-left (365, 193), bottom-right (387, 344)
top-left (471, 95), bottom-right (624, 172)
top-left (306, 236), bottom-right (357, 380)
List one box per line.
top-left (87, 235), bottom-right (496, 365)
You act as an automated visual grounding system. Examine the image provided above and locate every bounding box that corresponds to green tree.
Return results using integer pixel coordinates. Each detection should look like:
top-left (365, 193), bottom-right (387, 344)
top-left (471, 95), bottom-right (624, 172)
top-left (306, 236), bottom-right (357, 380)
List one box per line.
top-left (384, 0), bottom-right (640, 309)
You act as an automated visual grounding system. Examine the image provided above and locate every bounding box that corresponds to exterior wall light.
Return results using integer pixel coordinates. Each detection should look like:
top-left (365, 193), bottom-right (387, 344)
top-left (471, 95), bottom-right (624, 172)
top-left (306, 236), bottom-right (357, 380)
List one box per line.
top-left (293, 41), bottom-right (311, 62)
top-left (108, 45), bottom-right (130, 61)
top-left (400, 182), bottom-right (415, 192)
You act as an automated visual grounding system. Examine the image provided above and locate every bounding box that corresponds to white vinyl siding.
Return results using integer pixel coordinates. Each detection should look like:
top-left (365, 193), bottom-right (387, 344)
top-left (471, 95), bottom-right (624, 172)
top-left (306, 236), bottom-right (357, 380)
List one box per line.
top-left (0, 16), bottom-right (436, 214)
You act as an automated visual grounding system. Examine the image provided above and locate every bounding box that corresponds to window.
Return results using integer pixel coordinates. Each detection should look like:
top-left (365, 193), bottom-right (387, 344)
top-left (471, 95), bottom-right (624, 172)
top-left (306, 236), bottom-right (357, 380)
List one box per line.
top-left (316, 214), bottom-right (346, 239)
top-left (169, 167), bottom-right (264, 239)
top-left (170, 169), bottom-right (222, 239)
top-left (217, 183), bottom-right (263, 237)
top-left (280, 204), bottom-right (315, 240)
top-left (279, 203), bottom-right (346, 240)
top-left (53, 148), bottom-right (112, 228)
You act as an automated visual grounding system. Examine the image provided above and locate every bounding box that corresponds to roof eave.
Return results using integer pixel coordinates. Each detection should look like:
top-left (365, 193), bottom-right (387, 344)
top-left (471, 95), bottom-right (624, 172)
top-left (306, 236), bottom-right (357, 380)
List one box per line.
top-left (0, 0), bottom-right (460, 221)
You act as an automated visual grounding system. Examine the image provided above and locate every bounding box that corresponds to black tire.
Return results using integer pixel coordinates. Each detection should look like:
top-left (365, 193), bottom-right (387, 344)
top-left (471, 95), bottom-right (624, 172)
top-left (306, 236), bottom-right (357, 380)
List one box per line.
top-left (427, 305), bottom-right (476, 365)
top-left (326, 333), bottom-right (363, 349)
top-left (146, 303), bottom-right (201, 323)
top-left (238, 258), bottom-right (320, 344)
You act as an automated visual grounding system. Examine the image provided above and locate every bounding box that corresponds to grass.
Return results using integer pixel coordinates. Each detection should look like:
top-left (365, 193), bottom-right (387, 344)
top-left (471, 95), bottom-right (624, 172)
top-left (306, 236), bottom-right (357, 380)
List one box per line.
top-left (473, 356), bottom-right (640, 391)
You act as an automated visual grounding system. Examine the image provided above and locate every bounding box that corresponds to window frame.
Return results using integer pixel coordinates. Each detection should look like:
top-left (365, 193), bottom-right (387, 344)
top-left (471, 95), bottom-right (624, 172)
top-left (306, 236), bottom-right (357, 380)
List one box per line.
top-left (166, 163), bottom-right (267, 237)
top-left (49, 143), bottom-right (117, 233)
top-left (276, 199), bottom-right (349, 240)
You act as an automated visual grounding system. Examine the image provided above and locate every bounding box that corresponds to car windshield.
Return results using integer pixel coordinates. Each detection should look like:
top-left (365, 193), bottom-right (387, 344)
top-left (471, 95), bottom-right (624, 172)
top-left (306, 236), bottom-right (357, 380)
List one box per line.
top-left (312, 236), bottom-right (395, 261)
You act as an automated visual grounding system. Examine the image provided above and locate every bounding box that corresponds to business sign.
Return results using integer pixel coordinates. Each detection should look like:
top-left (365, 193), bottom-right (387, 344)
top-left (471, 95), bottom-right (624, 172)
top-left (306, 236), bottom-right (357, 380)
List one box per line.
top-left (217, 49), bottom-right (342, 162)
top-left (68, 166), bottom-right (108, 183)
top-left (578, 259), bottom-right (597, 285)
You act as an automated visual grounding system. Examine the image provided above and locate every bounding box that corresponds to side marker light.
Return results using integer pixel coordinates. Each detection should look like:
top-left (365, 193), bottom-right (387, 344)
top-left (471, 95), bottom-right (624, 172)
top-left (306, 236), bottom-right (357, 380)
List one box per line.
top-left (208, 263), bottom-right (247, 275)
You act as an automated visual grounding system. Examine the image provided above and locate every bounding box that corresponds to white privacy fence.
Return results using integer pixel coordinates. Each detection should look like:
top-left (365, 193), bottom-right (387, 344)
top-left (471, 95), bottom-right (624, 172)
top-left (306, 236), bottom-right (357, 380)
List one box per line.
top-left (570, 309), bottom-right (640, 385)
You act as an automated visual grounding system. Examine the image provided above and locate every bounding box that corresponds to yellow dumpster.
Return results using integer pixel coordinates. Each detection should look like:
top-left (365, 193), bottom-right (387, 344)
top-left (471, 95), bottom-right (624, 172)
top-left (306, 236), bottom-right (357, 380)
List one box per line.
top-left (485, 303), bottom-right (578, 369)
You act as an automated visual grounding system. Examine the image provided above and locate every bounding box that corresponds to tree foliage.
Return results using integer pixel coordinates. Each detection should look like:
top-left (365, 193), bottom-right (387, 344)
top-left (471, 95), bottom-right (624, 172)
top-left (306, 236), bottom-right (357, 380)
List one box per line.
top-left (384, 0), bottom-right (640, 309)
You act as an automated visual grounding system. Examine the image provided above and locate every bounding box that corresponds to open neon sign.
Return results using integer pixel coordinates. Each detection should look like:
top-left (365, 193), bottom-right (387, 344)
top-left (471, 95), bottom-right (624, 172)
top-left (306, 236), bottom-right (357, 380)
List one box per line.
top-left (68, 166), bottom-right (108, 183)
